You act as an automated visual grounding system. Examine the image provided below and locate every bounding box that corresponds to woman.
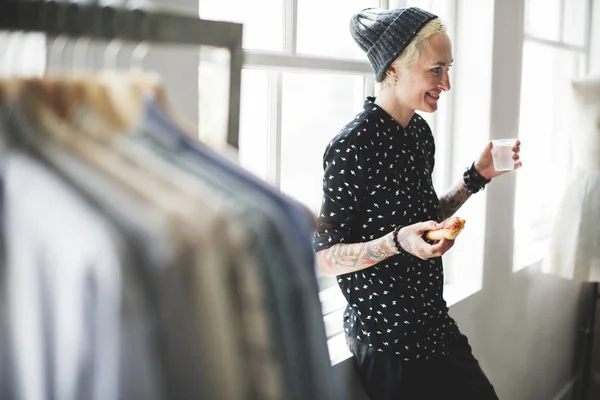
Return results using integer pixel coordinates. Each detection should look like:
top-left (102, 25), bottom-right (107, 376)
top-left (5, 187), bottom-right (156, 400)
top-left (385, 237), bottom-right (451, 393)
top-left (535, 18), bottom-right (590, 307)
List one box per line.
top-left (313, 7), bottom-right (521, 400)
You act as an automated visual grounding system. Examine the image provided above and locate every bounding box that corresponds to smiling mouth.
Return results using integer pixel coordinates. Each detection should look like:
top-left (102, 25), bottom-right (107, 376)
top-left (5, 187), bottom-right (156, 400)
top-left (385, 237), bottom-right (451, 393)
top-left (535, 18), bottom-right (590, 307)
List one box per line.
top-left (426, 91), bottom-right (440, 100)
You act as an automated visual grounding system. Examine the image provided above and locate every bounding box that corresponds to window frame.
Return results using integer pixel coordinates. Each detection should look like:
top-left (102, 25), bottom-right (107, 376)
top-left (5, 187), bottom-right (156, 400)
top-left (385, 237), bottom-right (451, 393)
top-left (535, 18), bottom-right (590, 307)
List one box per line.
top-left (235, 0), bottom-right (458, 190)
top-left (224, 1), bottom-right (387, 363)
top-left (513, 0), bottom-right (593, 271)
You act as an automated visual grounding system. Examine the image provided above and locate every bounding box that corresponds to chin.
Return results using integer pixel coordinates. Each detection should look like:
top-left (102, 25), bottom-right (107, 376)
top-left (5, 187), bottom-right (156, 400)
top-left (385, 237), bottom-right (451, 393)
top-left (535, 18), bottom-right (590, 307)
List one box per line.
top-left (417, 104), bottom-right (438, 114)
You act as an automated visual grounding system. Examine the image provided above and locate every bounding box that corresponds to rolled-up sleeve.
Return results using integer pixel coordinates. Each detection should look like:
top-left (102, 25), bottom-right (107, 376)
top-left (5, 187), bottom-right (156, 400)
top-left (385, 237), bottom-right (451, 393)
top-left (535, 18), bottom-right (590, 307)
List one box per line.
top-left (313, 135), bottom-right (364, 252)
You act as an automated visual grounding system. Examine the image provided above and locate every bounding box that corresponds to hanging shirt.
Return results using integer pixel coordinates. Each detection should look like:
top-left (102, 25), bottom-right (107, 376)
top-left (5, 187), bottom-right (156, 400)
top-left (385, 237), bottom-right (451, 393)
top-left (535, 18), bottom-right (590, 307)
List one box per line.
top-left (3, 149), bottom-right (124, 400)
top-left (129, 101), bottom-right (342, 400)
top-left (314, 97), bottom-right (461, 361)
top-left (2, 98), bottom-right (241, 400)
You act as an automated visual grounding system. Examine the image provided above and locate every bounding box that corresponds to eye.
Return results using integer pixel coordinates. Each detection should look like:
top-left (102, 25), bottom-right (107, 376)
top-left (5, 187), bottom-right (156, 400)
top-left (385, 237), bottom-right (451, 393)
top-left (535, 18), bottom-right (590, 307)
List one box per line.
top-left (431, 67), bottom-right (442, 75)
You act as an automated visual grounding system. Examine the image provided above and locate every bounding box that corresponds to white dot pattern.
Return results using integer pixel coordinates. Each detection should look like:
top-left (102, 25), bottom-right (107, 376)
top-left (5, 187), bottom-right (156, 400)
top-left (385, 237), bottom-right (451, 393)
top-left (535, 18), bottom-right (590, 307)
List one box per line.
top-left (314, 98), bottom-right (460, 360)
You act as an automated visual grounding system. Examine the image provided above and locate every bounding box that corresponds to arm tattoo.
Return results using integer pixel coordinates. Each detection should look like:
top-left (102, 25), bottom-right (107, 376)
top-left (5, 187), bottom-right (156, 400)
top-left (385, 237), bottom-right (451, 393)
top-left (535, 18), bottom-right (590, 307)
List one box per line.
top-left (324, 233), bottom-right (398, 274)
top-left (438, 179), bottom-right (472, 220)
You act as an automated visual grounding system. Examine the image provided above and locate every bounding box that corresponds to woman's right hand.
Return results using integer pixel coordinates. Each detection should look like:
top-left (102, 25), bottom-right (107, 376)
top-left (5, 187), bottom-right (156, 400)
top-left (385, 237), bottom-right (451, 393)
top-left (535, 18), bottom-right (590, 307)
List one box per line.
top-left (396, 221), bottom-right (455, 260)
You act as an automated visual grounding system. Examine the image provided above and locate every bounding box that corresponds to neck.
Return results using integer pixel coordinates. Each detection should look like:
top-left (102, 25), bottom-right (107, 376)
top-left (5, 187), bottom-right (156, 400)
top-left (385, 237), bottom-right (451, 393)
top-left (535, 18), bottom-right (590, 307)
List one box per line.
top-left (374, 87), bottom-right (414, 128)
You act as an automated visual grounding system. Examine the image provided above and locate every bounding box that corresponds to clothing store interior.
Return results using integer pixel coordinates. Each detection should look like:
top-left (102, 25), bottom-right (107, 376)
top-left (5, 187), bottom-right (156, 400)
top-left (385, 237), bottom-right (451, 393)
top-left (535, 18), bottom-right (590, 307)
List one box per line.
top-left (0, 0), bottom-right (599, 399)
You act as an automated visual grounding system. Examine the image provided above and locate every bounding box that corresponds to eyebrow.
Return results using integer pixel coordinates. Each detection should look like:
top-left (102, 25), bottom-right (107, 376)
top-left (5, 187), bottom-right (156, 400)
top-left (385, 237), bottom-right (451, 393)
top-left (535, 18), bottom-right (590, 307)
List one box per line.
top-left (433, 60), bottom-right (454, 66)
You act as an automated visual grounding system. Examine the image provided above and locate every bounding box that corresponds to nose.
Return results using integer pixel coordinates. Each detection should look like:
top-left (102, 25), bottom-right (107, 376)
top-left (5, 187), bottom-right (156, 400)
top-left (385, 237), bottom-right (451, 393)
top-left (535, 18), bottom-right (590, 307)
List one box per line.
top-left (438, 71), bottom-right (451, 91)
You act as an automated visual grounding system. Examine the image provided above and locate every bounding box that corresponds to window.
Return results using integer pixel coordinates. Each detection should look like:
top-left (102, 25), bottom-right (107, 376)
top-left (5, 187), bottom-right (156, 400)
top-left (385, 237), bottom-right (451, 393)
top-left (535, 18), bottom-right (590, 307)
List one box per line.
top-left (198, 47), bottom-right (231, 147)
top-left (513, 0), bottom-right (591, 270)
top-left (199, 2), bottom-right (376, 361)
top-left (199, 0), bottom-right (481, 362)
top-left (296, 0), bottom-right (378, 60)
top-left (280, 72), bottom-right (366, 214)
top-left (200, 0), bottom-right (285, 51)
top-left (238, 70), bottom-right (271, 181)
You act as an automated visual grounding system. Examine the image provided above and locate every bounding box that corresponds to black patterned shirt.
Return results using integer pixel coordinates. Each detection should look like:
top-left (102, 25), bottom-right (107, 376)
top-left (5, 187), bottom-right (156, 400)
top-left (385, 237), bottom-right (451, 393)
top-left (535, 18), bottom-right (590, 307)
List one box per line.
top-left (314, 97), bottom-right (461, 361)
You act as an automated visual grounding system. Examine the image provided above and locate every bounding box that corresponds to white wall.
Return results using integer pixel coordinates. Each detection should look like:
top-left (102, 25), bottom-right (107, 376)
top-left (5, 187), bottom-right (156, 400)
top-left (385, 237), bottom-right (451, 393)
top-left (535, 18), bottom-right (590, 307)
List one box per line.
top-left (451, 267), bottom-right (591, 400)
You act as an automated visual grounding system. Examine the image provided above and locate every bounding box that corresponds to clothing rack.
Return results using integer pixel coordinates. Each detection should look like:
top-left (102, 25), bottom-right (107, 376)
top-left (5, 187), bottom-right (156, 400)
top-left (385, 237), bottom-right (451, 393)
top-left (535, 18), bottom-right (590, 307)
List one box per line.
top-left (0, 2), bottom-right (343, 400)
top-left (0, 0), bottom-right (243, 149)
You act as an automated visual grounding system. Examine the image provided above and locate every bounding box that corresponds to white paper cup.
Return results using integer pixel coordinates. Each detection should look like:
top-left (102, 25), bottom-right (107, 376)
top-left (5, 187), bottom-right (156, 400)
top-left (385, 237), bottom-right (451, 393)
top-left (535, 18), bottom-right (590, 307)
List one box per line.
top-left (491, 139), bottom-right (518, 171)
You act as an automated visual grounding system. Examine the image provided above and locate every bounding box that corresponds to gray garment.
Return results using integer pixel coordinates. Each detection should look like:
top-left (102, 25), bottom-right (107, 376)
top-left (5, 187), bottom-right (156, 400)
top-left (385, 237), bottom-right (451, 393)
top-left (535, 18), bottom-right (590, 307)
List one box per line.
top-left (129, 109), bottom-right (341, 400)
top-left (0, 102), bottom-right (166, 400)
top-left (0, 172), bottom-right (14, 399)
top-left (0, 101), bottom-right (212, 400)
top-left (0, 93), bottom-right (338, 399)
top-left (131, 127), bottom-right (291, 399)
top-left (64, 105), bottom-right (261, 400)
top-left (3, 148), bottom-right (125, 400)
top-left (37, 144), bottom-right (175, 400)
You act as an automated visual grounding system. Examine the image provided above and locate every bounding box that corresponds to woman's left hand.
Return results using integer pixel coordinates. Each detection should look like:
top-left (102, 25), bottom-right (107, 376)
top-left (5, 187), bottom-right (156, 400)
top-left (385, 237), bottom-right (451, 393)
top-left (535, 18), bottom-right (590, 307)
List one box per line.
top-left (474, 140), bottom-right (522, 180)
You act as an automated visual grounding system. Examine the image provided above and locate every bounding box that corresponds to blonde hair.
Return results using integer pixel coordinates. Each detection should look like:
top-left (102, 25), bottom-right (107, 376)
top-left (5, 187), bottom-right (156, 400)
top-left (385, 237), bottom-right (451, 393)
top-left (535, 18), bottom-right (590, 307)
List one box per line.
top-left (382, 18), bottom-right (447, 86)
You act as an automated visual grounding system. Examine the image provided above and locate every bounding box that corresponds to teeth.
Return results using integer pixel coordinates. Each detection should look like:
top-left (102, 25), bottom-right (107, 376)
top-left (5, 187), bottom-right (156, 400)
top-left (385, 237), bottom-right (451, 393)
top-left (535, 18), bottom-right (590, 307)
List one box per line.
top-left (428, 92), bottom-right (439, 98)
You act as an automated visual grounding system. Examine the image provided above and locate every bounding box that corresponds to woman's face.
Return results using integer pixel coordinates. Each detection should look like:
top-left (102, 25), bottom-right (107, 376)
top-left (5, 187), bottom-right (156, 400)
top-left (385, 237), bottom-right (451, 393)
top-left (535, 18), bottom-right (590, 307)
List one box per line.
top-left (396, 33), bottom-right (453, 113)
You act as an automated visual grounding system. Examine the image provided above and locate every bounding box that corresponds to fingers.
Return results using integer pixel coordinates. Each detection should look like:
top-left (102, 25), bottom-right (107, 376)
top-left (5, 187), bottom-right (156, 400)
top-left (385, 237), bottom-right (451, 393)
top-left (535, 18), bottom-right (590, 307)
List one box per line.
top-left (430, 238), bottom-right (455, 256)
top-left (441, 238), bottom-right (455, 251)
top-left (409, 221), bottom-right (451, 259)
top-left (414, 220), bottom-right (440, 233)
top-left (413, 235), bottom-right (438, 260)
top-left (512, 140), bottom-right (521, 153)
top-left (512, 140), bottom-right (521, 169)
top-left (415, 238), bottom-right (455, 260)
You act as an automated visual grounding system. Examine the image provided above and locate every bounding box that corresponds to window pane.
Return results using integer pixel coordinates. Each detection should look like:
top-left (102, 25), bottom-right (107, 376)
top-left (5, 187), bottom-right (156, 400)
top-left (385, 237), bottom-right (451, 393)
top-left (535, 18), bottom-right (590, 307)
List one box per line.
top-left (199, 0), bottom-right (284, 51)
top-left (199, 47), bottom-right (231, 145)
top-left (408, 0), bottom-right (454, 26)
top-left (514, 40), bottom-right (586, 269)
top-left (296, 0), bottom-right (379, 60)
top-left (406, 0), bottom-right (432, 10)
top-left (280, 72), bottom-right (365, 215)
top-left (524, 0), bottom-right (561, 41)
top-left (238, 69), bottom-right (271, 181)
top-left (562, 0), bottom-right (588, 47)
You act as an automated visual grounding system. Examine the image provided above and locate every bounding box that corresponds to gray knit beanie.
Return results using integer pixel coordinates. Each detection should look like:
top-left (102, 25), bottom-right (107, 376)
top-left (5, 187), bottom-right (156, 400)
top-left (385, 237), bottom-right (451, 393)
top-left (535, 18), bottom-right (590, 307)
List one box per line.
top-left (350, 7), bottom-right (438, 82)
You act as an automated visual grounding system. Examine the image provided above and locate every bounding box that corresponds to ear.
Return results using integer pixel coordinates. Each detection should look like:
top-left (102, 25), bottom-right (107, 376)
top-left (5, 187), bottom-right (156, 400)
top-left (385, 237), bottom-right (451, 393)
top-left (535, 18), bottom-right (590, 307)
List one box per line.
top-left (386, 62), bottom-right (400, 82)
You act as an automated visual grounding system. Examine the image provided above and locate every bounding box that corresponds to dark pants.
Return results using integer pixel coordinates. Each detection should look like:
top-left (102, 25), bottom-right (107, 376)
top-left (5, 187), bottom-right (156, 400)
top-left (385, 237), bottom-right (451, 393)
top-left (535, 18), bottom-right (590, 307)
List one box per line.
top-left (347, 335), bottom-right (499, 400)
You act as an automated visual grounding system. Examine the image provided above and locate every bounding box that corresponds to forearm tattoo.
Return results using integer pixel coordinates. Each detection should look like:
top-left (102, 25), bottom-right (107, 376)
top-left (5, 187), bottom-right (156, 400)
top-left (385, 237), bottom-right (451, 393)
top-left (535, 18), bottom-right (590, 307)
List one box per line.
top-left (325, 233), bottom-right (397, 273)
top-left (438, 179), bottom-right (472, 220)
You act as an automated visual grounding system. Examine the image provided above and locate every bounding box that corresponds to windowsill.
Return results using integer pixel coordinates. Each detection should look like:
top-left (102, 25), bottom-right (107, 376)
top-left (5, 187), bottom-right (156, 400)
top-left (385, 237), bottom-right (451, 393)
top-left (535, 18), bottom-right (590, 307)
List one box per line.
top-left (320, 286), bottom-right (352, 365)
top-left (319, 285), bottom-right (346, 315)
top-left (328, 332), bottom-right (352, 366)
top-left (324, 278), bottom-right (482, 366)
top-left (443, 279), bottom-right (481, 307)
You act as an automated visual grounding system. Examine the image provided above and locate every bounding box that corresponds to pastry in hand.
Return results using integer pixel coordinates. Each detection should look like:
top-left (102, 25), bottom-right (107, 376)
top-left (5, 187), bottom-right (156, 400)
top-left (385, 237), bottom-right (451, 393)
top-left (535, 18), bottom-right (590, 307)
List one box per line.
top-left (426, 217), bottom-right (466, 241)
